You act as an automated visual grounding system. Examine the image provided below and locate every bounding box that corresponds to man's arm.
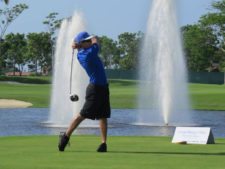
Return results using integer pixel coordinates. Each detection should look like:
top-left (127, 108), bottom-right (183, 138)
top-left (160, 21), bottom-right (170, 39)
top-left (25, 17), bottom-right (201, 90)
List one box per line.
top-left (91, 36), bottom-right (100, 54)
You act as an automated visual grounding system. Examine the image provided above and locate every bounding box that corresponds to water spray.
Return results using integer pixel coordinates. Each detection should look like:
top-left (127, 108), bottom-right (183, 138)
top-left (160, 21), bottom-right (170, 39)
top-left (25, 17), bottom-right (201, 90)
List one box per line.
top-left (138, 0), bottom-right (190, 125)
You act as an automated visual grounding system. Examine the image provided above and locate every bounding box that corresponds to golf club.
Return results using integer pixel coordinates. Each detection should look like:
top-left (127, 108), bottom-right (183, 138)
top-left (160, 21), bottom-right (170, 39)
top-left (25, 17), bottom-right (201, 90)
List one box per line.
top-left (69, 49), bottom-right (79, 102)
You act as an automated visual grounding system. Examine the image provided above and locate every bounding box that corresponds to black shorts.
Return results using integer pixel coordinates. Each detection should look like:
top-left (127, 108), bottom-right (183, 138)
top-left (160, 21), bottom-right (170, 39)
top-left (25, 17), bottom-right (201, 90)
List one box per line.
top-left (80, 83), bottom-right (111, 120)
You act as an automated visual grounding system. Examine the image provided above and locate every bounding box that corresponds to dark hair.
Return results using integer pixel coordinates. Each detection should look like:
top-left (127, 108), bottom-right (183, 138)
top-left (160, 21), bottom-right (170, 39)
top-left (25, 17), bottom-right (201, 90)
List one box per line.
top-left (81, 39), bottom-right (92, 43)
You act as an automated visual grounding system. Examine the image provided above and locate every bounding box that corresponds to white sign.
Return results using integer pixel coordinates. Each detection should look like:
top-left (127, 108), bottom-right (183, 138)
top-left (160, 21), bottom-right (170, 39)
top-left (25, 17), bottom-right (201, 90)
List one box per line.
top-left (172, 127), bottom-right (215, 144)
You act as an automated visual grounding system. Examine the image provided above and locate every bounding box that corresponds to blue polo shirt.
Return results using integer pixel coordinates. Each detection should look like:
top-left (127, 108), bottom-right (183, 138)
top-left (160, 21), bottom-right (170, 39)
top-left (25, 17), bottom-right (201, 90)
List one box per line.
top-left (77, 44), bottom-right (107, 86)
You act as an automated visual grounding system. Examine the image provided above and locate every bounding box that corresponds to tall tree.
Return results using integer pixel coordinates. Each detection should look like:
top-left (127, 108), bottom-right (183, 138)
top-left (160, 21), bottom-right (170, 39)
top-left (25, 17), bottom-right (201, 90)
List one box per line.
top-left (27, 32), bottom-right (52, 75)
top-left (3, 33), bottom-right (27, 75)
top-left (0, 0), bottom-right (9, 5)
top-left (199, 0), bottom-right (225, 70)
top-left (0, 3), bottom-right (28, 72)
top-left (43, 12), bottom-right (62, 38)
top-left (0, 3), bottom-right (28, 39)
top-left (182, 24), bottom-right (218, 71)
top-left (0, 38), bottom-right (9, 74)
top-left (99, 36), bottom-right (120, 69)
top-left (43, 12), bottom-right (62, 71)
top-left (117, 32), bottom-right (143, 70)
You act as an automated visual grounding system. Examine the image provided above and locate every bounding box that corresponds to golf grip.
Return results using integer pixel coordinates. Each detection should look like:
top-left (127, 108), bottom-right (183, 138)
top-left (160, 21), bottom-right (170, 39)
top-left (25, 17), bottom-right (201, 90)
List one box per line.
top-left (69, 50), bottom-right (75, 95)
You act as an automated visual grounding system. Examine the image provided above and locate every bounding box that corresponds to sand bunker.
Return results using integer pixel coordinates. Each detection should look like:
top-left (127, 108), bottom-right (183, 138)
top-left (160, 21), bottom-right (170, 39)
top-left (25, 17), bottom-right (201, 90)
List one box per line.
top-left (0, 99), bottom-right (33, 108)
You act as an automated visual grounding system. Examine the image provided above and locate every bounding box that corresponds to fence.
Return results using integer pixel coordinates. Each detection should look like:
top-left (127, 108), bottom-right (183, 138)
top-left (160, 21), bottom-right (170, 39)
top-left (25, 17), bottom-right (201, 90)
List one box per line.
top-left (188, 72), bottom-right (224, 84)
top-left (105, 69), bottom-right (225, 84)
top-left (105, 69), bottom-right (138, 80)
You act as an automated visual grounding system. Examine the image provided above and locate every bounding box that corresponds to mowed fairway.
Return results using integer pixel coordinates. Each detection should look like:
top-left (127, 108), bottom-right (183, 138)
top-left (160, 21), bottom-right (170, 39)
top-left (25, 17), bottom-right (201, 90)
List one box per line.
top-left (0, 80), bottom-right (225, 110)
top-left (109, 80), bottom-right (138, 108)
top-left (0, 136), bottom-right (225, 169)
top-left (0, 83), bottom-right (50, 107)
top-left (189, 83), bottom-right (225, 110)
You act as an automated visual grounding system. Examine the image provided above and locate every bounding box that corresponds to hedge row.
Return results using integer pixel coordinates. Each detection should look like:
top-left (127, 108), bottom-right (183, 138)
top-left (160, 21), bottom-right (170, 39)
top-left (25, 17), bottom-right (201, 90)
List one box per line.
top-left (0, 76), bottom-right (51, 84)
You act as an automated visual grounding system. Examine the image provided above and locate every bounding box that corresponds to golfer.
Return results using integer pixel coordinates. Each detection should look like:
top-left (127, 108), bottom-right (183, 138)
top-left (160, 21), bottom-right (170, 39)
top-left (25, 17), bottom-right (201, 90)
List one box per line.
top-left (58, 31), bottom-right (111, 152)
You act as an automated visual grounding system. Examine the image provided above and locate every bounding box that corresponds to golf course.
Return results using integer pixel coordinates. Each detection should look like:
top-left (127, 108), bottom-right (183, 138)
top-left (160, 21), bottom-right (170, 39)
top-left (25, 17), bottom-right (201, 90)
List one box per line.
top-left (0, 136), bottom-right (225, 169)
top-left (1, 67), bottom-right (223, 164)
top-left (0, 79), bottom-right (225, 169)
top-left (0, 79), bottom-right (225, 110)
top-left (1, 0), bottom-right (225, 168)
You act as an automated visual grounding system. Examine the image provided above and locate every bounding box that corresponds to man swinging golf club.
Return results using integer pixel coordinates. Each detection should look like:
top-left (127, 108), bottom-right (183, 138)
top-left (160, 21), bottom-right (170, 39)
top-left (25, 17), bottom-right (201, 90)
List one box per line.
top-left (58, 31), bottom-right (111, 152)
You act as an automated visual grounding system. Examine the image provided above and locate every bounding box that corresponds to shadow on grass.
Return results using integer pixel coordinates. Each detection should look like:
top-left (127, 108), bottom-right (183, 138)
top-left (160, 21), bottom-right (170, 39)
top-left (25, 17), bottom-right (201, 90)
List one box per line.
top-left (108, 151), bottom-right (225, 156)
top-left (62, 150), bottom-right (225, 156)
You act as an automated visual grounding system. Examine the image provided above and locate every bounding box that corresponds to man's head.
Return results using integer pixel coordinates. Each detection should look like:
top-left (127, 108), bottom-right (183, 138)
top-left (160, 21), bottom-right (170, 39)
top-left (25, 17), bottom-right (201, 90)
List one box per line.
top-left (73, 31), bottom-right (97, 49)
top-left (74, 31), bottom-right (94, 43)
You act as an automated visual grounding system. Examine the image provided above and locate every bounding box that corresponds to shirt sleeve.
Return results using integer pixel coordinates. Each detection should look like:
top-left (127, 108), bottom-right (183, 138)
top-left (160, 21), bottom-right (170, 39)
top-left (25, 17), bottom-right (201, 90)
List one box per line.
top-left (86, 44), bottom-right (99, 62)
top-left (91, 44), bottom-right (99, 55)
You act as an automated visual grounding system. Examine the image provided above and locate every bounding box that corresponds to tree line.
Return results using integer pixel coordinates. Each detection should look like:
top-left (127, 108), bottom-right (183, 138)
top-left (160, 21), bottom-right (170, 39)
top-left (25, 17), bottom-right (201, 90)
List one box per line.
top-left (0, 0), bottom-right (225, 75)
top-left (182, 0), bottom-right (225, 72)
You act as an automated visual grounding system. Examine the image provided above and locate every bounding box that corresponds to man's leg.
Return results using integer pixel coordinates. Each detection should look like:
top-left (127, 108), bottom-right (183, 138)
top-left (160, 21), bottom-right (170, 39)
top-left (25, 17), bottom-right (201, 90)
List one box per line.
top-left (99, 118), bottom-right (107, 143)
top-left (97, 118), bottom-right (108, 152)
top-left (58, 114), bottom-right (85, 151)
top-left (66, 114), bottom-right (85, 137)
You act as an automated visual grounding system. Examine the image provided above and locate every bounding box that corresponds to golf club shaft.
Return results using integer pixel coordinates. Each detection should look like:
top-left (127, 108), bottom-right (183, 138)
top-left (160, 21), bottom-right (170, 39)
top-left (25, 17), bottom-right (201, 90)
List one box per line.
top-left (69, 50), bottom-right (75, 95)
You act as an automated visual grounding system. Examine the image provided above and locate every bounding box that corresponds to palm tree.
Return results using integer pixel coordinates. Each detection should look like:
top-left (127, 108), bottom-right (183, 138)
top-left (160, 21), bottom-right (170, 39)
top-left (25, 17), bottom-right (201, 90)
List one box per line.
top-left (2, 0), bottom-right (9, 4)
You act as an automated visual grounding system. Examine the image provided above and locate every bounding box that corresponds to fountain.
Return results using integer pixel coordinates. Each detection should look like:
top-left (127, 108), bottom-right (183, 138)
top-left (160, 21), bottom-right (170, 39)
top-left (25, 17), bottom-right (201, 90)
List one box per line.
top-left (48, 12), bottom-right (89, 126)
top-left (137, 0), bottom-right (191, 126)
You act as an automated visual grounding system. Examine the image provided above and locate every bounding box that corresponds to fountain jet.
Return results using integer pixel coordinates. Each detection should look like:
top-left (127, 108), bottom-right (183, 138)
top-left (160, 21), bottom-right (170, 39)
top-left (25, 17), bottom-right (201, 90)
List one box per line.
top-left (49, 12), bottom-right (89, 125)
top-left (138, 0), bottom-right (191, 126)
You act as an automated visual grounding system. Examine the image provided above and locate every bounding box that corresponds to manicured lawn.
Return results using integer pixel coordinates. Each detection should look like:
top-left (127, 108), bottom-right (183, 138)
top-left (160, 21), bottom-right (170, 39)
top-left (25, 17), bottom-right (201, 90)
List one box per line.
top-left (109, 79), bottom-right (138, 108)
top-left (0, 80), bottom-right (225, 110)
top-left (0, 136), bottom-right (224, 169)
top-left (189, 83), bottom-right (225, 110)
top-left (0, 83), bottom-right (50, 107)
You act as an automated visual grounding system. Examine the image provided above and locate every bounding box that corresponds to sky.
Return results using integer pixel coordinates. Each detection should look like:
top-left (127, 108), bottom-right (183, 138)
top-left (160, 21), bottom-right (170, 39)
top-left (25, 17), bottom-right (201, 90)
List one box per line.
top-left (2, 0), bottom-right (215, 39)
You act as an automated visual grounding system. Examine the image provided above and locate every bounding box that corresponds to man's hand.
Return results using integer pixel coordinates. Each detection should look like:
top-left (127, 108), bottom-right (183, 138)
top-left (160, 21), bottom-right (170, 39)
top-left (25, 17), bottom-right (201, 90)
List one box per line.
top-left (72, 42), bottom-right (81, 49)
top-left (91, 36), bottom-right (98, 45)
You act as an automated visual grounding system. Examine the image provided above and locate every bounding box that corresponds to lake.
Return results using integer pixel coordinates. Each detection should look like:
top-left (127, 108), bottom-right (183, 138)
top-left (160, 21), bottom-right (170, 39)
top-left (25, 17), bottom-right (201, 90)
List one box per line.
top-left (0, 108), bottom-right (225, 138)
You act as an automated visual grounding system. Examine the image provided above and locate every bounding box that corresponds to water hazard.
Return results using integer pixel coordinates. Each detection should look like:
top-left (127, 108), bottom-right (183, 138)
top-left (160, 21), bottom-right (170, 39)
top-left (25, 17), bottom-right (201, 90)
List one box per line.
top-left (0, 108), bottom-right (225, 138)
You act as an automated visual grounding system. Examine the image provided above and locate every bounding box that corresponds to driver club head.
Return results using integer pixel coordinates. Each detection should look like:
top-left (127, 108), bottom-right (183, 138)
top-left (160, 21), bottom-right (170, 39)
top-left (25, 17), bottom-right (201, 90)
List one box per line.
top-left (70, 94), bottom-right (79, 102)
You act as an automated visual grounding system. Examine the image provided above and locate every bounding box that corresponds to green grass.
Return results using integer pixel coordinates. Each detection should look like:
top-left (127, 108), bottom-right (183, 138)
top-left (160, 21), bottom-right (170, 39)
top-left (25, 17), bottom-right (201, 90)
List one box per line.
top-left (189, 83), bottom-right (225, 110)
top-left (0, 136), bottom-right (225, 169)
top-left (0, 83), bottom-right (50, 107)
top-left (109, 79), bottom-right (138, 108)
top-left (0, 79), bottom-right (225, 110)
